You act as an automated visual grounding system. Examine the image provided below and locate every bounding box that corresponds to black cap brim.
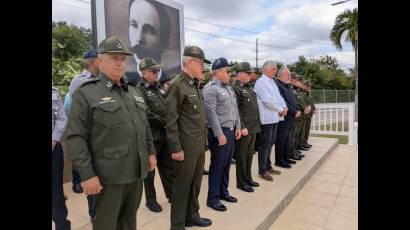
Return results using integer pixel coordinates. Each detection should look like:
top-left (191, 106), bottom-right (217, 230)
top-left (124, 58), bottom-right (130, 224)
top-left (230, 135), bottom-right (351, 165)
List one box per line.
top-left (204, 58), bottom-right (211, 64)
top-left (98, 50), bottom-right (133, 56)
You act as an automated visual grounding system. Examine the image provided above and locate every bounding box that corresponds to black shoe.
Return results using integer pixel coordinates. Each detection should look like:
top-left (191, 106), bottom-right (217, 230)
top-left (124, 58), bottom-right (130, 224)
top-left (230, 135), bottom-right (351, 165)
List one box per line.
top-left (72, 183), bottom-right (83, 193)
top-left (275, 162), bottom-right (292, 168)
top-left (248, 180), bottom-right (260, 187)
top-left (186, 217), bottom-right (213, 227)
top-left (231, 159), bottom-right (236, 164)
top-left (305, 143), bottom-right (313, 147)
top-left (221, 195), bottom-right (237, 203)
top-left (303, 144), bottom-right (311, 149)
top-left (296, 150), bottom-right (302, 154)
top-left (146, 201), bottom-right (162, 213)
top-left (297, 153), bottom-right (305, 158)
top-left (299, 147), bottom-right (310, 151)
top-left (203, 169), bottom-right (209, 175)
top-left (289, 155), bottom-right (302, 161)
top-left (286, 159), bottom-right (297, 164)
top-left (237, 185), bottom-right (254, 192)
top-left (207, 202), bottom-right (227, 211)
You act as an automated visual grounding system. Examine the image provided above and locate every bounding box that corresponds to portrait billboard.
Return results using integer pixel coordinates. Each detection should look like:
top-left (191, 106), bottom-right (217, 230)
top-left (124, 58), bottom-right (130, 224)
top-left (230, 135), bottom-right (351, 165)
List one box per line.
top-left (93, 0), bottom-right (184, 80)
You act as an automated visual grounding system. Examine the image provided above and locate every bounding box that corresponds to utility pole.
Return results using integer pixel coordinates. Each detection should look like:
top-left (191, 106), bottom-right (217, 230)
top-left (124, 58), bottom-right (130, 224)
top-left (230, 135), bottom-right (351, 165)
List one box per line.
top-left (256, 38), bottom-right (258, 68)
top-left (91, 0), bottom-right (97, 49)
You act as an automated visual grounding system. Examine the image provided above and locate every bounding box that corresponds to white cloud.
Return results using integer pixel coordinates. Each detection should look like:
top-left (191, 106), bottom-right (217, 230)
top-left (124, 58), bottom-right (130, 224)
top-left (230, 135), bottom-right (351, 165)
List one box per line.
top-left (52, 0), bottom-right (357, 70)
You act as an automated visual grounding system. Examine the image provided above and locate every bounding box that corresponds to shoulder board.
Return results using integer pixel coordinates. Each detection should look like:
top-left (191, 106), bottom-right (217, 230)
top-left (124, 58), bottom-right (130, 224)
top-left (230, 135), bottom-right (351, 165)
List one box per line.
top-left (79, 78), bottom-right (100, 88)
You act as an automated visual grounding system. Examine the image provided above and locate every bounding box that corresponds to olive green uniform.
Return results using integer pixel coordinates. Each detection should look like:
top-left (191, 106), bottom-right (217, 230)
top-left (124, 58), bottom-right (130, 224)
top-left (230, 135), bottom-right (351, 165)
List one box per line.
top-left (137, 78), bottom-right (175, 202)
top-left (165, 71), bottom-right (207, 230)
top-left (64, 73), bottom-right (155, 230)
top-left (291, 86), bottom-right (308, 155)
top-left (232, 80), bottom-right (261, 188)
top-left (299, 90), bottom-right (315, 147)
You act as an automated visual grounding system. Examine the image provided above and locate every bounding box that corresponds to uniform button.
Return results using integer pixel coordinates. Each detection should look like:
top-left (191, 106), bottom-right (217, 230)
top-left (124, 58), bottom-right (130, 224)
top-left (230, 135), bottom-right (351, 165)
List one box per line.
top-left (138, 135), bottom-right (140, 138)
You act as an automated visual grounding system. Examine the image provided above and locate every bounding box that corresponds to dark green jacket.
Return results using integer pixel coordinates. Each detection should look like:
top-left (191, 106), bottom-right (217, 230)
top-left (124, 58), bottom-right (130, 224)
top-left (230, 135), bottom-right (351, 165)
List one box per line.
top-left (231, 80), bottom-right (261, 134)
top-left (64, 73), bottom-right (155, 185)
top-left (137, 78), bottom-right (166, 143)
top-left (292, 86), bottom-right (308, 121)
top-left (165, 71), bottom-right (206, 155)
top-left (301, 89), bottom-right (316, 118)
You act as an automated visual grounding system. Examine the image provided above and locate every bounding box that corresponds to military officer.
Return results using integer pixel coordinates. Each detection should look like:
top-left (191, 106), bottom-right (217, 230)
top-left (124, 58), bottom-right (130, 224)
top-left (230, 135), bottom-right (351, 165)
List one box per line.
top-left (203, 58), bottom-right (241, 212)
top-left (289, 72), bottom-right (310, 159)
top-left (64, 36), bottom-right (157, 230)
top-left (299, 80), bottom-right (315, 149)
top-left (137, 57), bottom-right (175, 211)
top-left (52, 87), bottom-right (70, 230)
top-left (231, 62), bottom-right (262, 193)
top-left (165, 45), bottom-right (212, 229)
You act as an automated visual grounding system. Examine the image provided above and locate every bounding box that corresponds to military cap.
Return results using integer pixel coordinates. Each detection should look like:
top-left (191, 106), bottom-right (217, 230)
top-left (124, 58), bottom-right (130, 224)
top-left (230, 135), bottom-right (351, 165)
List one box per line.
top-left (83, 49), bottom-right (98, 59)
top-left (235, 62), bottom-right (255, 73)
top-left (252, 67), bottom-right (262, 74)
top-left (183, 45), bottom-right (211, 64)
top-left (211, 57), bottom-right (234, 70)
top-left (98, 36), bottom-right (133, 55)
top-left (159, 73), bottom-right (177, 84)
top-left (139, 57), bottom-right (163, 71)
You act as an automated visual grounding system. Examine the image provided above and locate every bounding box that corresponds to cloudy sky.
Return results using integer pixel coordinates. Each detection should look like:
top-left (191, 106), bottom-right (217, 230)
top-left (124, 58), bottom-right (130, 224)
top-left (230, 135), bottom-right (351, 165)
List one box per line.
top-left (52, 0), bottom-right (358, 72)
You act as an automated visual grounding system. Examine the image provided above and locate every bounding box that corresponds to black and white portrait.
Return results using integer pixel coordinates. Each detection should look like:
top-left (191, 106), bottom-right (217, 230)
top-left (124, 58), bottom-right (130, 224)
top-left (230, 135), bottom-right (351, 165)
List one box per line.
top-left (94, 0), bottom-right (184, 81)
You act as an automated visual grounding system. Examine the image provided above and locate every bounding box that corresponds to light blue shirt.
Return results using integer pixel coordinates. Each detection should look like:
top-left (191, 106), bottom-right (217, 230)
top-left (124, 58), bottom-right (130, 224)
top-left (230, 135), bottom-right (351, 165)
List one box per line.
top-left (253, 75), bottom-right (287, 125)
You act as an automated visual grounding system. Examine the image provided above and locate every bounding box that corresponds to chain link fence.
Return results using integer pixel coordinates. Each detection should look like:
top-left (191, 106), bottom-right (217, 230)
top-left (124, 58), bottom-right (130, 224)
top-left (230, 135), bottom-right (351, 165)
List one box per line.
top-left (310, 90), bottom-right (354, 104)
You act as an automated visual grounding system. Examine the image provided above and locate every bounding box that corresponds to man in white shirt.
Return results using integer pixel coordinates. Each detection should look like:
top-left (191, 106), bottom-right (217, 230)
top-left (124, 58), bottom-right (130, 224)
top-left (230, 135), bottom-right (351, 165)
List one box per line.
top-left (253, 61), bottom-right (286, 181)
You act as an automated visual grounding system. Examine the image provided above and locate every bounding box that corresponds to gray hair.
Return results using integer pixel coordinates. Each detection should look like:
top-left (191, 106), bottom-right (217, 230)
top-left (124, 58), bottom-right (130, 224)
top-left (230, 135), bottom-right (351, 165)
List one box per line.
top-left (262, 60), bottom-right (277, 73)
top-left (182, 56), bottom-right (193, 67)
top-left (278, 67), bottom-right (290, 77)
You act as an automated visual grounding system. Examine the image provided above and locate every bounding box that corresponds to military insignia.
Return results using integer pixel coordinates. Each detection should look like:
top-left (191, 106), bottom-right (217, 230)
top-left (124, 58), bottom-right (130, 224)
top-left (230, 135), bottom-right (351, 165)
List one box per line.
top-left (221, 93), bottom-right (226, 96)
top-left (194, 104), bottom-right (197, 109)
top-left (188, 94), bottom-right (197, 97)
top-left (133, 95), bottom-right (145, 103)
top-left (188, 80), bottom-right (194, 85)
top-left (106, 81), bottom-right (113, 88)
top-left (116, 42), bottom-right (123, 49)
top-left (101, 97), bottom-right (112, 101)
top-left (248, 98), bottom-right (250, 102)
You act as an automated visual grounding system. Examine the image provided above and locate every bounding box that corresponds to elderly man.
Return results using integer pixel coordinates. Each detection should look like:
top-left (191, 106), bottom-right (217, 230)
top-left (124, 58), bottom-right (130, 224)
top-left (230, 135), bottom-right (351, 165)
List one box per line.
top-left (203, 58), bottom-right (241, 212)
top-left (165, 46), bottom-right (212, 229)
top-left (64, 49), bottom-right (100, 220)
top-left (137, 57), bottom-right (176, 212)
top-left (232, 62), bottom-right (261, 193)
top-left (253, 61), bottom-right (285, 181)
top-left (64, 36), bottom-right (157, 230)
top-left (274, 67), bottom-right (301, 168)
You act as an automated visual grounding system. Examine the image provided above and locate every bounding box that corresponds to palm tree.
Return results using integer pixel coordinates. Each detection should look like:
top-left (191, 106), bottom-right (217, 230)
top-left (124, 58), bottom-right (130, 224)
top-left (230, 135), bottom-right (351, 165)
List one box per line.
top-left (330, 8), bottom-right (358, 121)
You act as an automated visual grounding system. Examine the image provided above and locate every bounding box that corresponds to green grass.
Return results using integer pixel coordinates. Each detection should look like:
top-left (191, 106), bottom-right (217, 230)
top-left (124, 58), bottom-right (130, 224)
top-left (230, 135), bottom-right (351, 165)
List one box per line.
top-left (311, 134), bottom-right (348, 144)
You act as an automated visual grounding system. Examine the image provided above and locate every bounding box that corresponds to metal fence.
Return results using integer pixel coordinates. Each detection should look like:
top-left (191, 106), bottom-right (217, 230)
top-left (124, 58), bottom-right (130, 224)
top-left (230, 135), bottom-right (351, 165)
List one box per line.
top-left (310, 90), bottom-right (354, 104)
top-left (310, 102), bottom-right (357, 145)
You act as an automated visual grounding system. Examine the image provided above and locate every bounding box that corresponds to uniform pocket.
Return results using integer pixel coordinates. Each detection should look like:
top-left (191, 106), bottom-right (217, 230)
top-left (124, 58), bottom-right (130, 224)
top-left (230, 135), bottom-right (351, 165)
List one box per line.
top-left (103, 146), bottom-right (129, 159)
top-left (98, 102), bottom-right (125, 128)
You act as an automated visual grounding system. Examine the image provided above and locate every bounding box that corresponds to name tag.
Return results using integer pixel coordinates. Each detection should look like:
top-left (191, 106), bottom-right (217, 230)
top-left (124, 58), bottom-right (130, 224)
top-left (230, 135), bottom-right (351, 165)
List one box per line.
top-left (188, 94), bottom-right (197, 98)
top-left (133, 95), bottom-right (145, 103)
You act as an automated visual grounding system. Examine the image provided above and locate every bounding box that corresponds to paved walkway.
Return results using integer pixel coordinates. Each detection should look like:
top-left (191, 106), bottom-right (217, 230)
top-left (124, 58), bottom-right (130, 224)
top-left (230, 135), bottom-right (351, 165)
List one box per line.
top-left (269, 144), bottom-right (358, 230)
top-left (52, 138), bottom-right (356, 230)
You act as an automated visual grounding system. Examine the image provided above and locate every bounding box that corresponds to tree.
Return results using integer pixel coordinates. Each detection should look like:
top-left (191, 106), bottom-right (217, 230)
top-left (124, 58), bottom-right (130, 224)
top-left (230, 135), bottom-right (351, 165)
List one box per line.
top-left (330, 7), bottom-right (358, 120)
top-left (52, 21), bottom-right (94, 97)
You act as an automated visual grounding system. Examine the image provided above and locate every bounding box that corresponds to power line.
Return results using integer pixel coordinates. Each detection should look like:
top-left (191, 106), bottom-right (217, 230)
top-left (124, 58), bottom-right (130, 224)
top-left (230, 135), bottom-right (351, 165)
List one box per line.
top-left (184, 27), bottom-right (327, 53)
top-left (52, 1), bottom-right (90, 11)
top-left (185, 17), bottom-right (331, 45)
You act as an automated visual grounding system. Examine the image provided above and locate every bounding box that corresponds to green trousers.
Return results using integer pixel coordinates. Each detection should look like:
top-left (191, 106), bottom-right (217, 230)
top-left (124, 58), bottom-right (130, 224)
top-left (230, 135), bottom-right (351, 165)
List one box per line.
top-left (144, 140), bottom-right (176, 203)
top-left (170, 153), bottom-right (205, 230)
top-left (235, 133), bottom-right (256, 188)
top-left (92, 180), bottom-right (143, 230)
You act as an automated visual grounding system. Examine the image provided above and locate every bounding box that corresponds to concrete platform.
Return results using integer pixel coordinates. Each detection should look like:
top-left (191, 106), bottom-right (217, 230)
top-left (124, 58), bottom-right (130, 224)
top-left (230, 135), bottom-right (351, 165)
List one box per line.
top-left (54, 137), bottom-right (339, 230)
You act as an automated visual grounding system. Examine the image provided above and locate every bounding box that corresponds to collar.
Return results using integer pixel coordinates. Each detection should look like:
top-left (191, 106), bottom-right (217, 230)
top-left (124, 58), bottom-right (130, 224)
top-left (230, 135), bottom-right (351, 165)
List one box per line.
top-left (235, 79), bottom-right (250, 87)
top-left (181, 71), bottom-right (199, 86)
top-left (141, 78), bottom-right (160, 89)
top-left (99, 72), bottom-right (128, 91)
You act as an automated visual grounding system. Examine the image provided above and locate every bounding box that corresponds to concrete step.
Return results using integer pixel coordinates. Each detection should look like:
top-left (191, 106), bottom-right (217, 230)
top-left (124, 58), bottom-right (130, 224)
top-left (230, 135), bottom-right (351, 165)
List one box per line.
top-left (54, 137), bottom-right (339, 230)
